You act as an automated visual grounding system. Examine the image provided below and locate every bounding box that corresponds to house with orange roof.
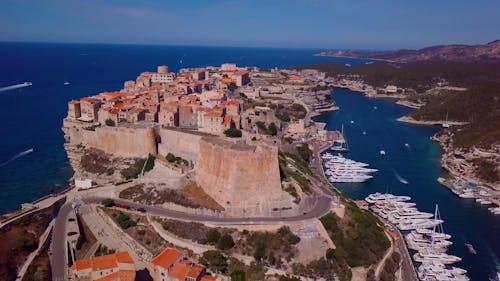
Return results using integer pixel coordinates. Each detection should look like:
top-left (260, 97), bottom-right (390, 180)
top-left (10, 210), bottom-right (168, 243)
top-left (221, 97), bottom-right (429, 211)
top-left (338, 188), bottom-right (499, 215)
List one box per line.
top-left (221, 63), bottom-right (237, 72)
top-left (159, 102), bottom-right (179, 127)
top-left (288, 74), bottom-right (304, 84)
top-left (126, 107), bottom-right (147, 123)
top-left (98, 107), bottom-right (120, 125)
top-left (67, 100), bottom-right (81, 120)
top-left (80, 97), bottom-right (103, 122)
top-left (150, 248), bottom-right (184, 281)
top-left (70, 251), bottom-right (135, 281)
top-left (231, 70), bottom-right (250, 86)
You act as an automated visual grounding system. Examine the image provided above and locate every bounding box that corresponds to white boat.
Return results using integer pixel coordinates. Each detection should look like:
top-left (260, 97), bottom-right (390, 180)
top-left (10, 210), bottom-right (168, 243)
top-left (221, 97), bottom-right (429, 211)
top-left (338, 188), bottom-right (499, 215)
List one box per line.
top-left (476, 198), bottom-right (492, 205)
top-left (64, 81), bottom-right (71, 85)
top-left (414, 250), bottom-right (462, 264)
top-left (488, 207), bottom-right (500, 215)
top-left (442, 111), bottom-right (450, 128)
top-left (418, 262), bottom-right (469, 281)
top-left (365, 193), bottom-right (411, 204)
top-left (380, 150), bottom-right (386, 156)
top-left (459, 192), bottom-right (475, 199)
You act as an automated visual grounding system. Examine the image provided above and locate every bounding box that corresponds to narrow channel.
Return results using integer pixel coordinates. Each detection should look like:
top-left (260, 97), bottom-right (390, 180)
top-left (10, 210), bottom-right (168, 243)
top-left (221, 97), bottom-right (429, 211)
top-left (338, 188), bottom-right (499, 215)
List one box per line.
top-left (314, 88), bottom-right (500, 281)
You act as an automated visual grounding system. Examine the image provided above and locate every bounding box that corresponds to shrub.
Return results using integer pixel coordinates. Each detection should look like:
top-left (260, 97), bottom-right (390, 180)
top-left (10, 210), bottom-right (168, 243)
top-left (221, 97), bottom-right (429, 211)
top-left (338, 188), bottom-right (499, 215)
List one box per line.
top-left (205, 229), bottom-right (221, 245)
top-left (105, 118), bottom-right (116, 127)
top-left (115, 212), bottom-right (136, 229)
top-left (267, 122), bottom-right (278, 136)
top-left (217, 234), bottom-right (235, 250)
top-left (296, 143), bottom-right (312, 162)
top-left (224, 128), bottom-right (242, 138)
top-left (101, 198), bottom-right (114, 207)
top-left (231, 270), bottom-right (246, 281)
top-left (166, 153), bottom-right (176, 163)
top-left (201, 250), bottom-right (228, 273)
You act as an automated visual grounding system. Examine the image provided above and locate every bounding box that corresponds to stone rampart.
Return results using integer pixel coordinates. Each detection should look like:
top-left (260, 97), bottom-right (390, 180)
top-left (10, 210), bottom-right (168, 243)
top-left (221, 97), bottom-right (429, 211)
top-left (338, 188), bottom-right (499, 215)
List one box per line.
top-left (196, 138), bottom-right (295, 216)
top-left (62, 120), bottom-right (157, 158)
top-left (157, 128), bottom-right (206, 163)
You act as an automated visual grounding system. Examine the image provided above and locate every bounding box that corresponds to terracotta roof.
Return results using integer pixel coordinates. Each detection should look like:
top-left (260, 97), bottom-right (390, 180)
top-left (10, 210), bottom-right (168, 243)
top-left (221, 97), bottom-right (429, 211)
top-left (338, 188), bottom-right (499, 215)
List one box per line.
top-left (233, 70), bottom-right (249, 76)
top-left (223, 116), bottom-right (232, 126)
top-left (94, 270), bottom-right (136, 281)
top-left (69, 100), bottom-right (80, 104)
top-left (201, 275), bottom-right (219, 281)
top-left (71, 252), bottom-right (134, 272)
top-left (168, 260), bottom-right (191, 280)
top-left (151, 248), bottom-right (183, 269)
top-left (186, 264), bottom-right (205, 279)
top-left (81, 97), bottom-right (101, 103)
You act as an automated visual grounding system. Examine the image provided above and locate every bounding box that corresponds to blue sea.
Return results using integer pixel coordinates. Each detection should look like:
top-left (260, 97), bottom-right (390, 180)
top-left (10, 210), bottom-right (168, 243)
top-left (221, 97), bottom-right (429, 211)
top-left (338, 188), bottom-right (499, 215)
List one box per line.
top-left (0, 43), bottom-right (498, 280)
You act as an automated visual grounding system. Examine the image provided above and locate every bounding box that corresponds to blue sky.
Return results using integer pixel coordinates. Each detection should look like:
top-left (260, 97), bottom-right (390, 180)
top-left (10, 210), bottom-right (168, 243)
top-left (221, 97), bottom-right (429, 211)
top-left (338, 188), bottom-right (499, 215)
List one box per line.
top-left (1, 0), bottom-right (499, 49)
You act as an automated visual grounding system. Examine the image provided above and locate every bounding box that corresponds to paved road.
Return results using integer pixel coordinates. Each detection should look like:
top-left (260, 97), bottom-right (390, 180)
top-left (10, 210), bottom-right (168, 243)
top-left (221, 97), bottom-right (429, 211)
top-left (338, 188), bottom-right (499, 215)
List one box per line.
top-left (83, 195), bottom-right (333, 224)
top-left (50, 202), bottom-right (72, 281)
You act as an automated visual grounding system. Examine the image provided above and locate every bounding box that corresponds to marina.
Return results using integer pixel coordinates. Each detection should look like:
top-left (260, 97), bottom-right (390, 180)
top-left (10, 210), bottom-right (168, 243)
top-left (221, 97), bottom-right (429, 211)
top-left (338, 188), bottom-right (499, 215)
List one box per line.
top-left (321, 152), bottom-right (377, 183)
top-left (366, 193), bottom-right (468, 280)
top-left (314, 88), bottom-right (499, 281)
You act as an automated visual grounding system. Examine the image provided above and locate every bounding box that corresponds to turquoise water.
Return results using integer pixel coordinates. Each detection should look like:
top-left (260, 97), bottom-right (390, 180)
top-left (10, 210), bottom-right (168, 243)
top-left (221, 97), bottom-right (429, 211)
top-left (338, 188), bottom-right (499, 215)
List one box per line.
top-left (314, 88), bottom-right (500, 281)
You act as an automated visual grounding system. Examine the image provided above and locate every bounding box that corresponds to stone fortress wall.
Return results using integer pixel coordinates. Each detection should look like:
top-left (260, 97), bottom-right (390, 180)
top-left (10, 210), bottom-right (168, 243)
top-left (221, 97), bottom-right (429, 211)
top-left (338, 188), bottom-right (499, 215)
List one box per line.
top-left (63, 120), bottom-right (157, 158)
top-left (196, 138), bottom-right (296, 216)
top-left (63, 119), bottom-right (298, 216)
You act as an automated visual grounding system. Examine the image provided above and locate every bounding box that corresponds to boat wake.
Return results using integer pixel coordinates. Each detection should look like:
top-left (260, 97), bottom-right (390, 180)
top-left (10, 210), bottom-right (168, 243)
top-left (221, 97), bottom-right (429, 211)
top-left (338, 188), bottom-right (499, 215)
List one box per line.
top-left (393, 170), bottom-right (409, 184)
top-left (0, 82), bottom-right (32, 93)
top-left (0, 148), bottom-right (34, 167)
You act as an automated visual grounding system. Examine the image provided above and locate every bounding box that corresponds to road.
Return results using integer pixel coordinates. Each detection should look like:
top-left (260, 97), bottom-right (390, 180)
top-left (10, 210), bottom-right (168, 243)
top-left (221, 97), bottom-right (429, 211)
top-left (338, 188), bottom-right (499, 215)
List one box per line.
top-left (82, 195), bottom-right (333, 224)
top-left (50, 202), bottom-right (73, 281)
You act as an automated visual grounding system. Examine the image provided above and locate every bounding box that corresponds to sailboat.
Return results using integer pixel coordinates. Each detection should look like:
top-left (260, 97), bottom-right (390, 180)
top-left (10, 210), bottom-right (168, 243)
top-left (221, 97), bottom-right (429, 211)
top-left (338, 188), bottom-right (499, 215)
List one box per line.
top-left (442, 111), bottom-right (450, 128)
top-left (331, 124), bottom-right (349, 152)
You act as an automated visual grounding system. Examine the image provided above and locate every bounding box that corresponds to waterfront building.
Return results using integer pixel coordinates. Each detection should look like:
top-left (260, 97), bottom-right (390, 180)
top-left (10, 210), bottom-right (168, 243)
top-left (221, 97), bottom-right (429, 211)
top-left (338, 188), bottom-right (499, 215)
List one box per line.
top-left (80, 97), bottom-right (102, 122)
top-left (231, 70), bottom-right (250, 86)
top-left (221, 63), bottom-right (237, 71)
top-left (67, 100), bottom-right (81, 120)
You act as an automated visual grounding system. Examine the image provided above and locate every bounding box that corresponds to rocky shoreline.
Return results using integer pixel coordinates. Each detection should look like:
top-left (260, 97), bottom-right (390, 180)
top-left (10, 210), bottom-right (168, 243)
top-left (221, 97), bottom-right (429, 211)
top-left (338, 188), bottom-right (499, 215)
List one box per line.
top-left (331, 79), bottom-right (499, 198)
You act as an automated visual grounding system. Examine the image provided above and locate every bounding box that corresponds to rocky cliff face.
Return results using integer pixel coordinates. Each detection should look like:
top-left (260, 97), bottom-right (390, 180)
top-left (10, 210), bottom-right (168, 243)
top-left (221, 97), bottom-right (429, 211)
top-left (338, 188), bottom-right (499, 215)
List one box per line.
top-left (196, 138), bottom-right (295, 216)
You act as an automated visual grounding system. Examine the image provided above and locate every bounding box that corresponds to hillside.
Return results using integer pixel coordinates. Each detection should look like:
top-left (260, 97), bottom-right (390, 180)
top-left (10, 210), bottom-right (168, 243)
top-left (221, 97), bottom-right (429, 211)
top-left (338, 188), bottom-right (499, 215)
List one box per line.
top-left (295, 61), bottom-right (500, 185)
top-left (317, 40), bottom-right (500, 63)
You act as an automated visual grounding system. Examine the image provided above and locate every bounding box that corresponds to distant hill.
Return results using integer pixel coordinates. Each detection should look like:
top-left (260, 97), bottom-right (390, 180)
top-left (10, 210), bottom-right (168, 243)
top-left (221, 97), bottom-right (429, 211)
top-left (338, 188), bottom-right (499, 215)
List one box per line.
top-left (317, 40), bottom-right (500, 63)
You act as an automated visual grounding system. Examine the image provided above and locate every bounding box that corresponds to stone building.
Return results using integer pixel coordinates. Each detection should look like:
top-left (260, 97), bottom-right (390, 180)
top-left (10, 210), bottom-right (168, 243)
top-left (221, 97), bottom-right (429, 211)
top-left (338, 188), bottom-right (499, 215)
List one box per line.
top-left (67, 100), bottom-right (81, 120)
top-left (71, 252), bottom-right (136, 281)
top-left (80, 97), bottom-right (102, 122)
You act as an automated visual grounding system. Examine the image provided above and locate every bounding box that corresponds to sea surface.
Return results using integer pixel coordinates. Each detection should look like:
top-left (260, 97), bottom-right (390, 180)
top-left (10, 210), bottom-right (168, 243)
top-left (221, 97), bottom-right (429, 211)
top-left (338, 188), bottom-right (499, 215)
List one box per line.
top-left (314, 88), bottom-right (500, 281)
top-left (0, 43), bottom-right (498, 280)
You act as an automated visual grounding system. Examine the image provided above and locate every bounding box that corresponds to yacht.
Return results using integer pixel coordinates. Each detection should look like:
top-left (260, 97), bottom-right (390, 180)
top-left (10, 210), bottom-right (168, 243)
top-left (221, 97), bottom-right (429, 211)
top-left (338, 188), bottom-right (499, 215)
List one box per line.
top-left (418, 262), bottom-right (469, 281)
top-left (414, 250), bottom-right (462, 264)
top-left (459, 192), bottom-right (475, 199)
top-left (398, 218), bottom-right (444, 231)
top-left (365, 193), bottom-right (411, 204)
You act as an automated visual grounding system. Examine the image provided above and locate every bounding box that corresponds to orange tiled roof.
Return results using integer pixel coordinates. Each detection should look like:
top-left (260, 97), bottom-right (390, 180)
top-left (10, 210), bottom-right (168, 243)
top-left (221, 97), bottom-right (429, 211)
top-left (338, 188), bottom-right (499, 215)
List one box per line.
top-left (71, 252), bottom-right (134, 272)
top-left (223, 116), bottom-right (231, 126)
top-left (186, 264), bottom-right (205, 279)
top-left (94, 270), bottom-right (136, 281)
top-left (69, 100), bottom-right (80, 104)
top-left (168, 260), bottom-right (191, 280)
top-left (233, 70), bottom-right (249, 76)
top-left (201, 275), bottom-right (218, 281)
top-left (151, 248), bottom-right (183, 269)
top-left (81, 97), bottom-right (101, 103)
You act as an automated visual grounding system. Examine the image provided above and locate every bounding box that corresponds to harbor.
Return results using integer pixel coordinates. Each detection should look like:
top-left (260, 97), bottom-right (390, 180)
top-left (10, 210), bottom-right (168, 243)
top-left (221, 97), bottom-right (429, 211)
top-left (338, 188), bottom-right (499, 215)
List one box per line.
top-left (314, 88), bottom-right (500, 281)
top-left (366, 193), bottom-right (469, 280)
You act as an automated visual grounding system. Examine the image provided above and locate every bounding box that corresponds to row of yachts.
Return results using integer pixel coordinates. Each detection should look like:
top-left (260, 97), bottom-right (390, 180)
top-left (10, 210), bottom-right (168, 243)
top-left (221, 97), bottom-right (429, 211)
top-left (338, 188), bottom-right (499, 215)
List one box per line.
top-left (321, 152), bottom-right (377, 183)
top-left (365, 193), bottom-right (469, 281)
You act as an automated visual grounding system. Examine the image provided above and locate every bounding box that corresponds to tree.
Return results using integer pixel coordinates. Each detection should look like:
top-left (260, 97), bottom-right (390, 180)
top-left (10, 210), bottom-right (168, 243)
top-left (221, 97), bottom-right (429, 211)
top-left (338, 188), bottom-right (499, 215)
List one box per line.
top-left (297, 143), bottom-right (312, 162)
top-left (224, 128), bottom-right (242, 138)
top-left (253, 242), bottom-right (266, 263)
top-left (205, 229), bottom-right (221, 245)
top-left (201, 250), bottom-right (228, 273)
top-left (229, 83), bottom-right (238, 92)
top-left (166, 153), bottom-right (176, 163)
top-left (230, 270), bottom-right (246, 281)
top-left (115, 213), bottom-right (136, 229)
top-left (217, 234), bottom-right (235, 250)
top-left (101, 198), bottom-right (114, 207)
top-left (105, 118), bottom-right (116, 127)
top-left (267, 122), bottom-right (278, 136)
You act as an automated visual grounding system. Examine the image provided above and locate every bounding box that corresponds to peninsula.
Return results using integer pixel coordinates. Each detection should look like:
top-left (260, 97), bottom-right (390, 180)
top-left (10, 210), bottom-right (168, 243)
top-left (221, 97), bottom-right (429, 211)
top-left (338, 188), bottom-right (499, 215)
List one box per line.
top-left (1, 63), bottom-right (408, 281)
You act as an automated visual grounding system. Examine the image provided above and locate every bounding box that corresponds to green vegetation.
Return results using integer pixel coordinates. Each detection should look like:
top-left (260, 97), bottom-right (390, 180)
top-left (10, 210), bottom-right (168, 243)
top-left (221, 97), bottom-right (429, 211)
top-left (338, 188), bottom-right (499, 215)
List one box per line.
top-left (115, 212), bottom-right (137, 229)
top-left (320, 204), bottom-right (389, 267)
top-left (217, 234), bottom-right (235, 251)
top-left (165, 152), bottom-right (189, 166)
top-left (242, 226), bottom-right (299, 266)
top-left (205, 229), bottom-right (222, 245)
top-left (120, 156), bottom-right (154, 179)
top-left (279, 275), bottom-right (301, 281)
top-left (105, 118), bottom-right (116, 127)
top-left (296, 143), bottom-right (312, 162)
top-left (200, 250), bottom-right (228, 273)
top-left (101, 198), bottom-right (114, 207)
top-left (229, 83), bottom-right (238, 92)
top-left (80, 149), bottom-right (112, 175)
top-left (95, 245), bottom-right (116, 256)
top-left (224, 128), bottom-right (242, 138)
top-left (380, 252), bottom-right (400, 281)
top-left (472, 158), bottom-right (500, 183)
top-left (166, 153), bottom-right (176, 162)
top-left (270, 103), bottom-right (307, 121)
top-left (255, 121), bottom-right (278, 136)
top-left (228, 258), bottom-right (267, 281)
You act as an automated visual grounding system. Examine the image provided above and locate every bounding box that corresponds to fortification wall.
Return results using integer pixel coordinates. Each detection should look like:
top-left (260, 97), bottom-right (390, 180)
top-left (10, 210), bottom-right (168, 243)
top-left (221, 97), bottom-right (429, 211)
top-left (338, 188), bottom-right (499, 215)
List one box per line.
top-left (62, 120), bottom-right (157, 158)
top-left (157, 128), bottom-right (204, 163)
top-left (196, 138), bottom-right (294, 216)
